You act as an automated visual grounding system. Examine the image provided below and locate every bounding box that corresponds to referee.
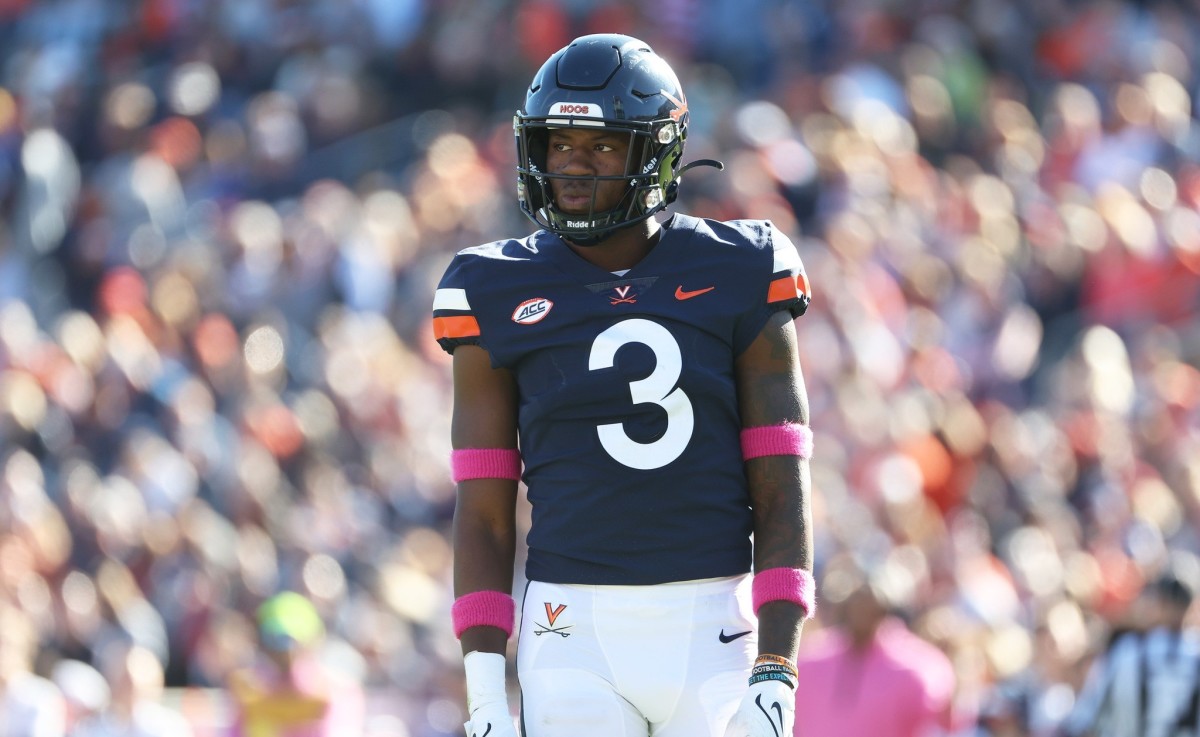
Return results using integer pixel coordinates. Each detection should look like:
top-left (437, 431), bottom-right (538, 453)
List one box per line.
top-left (1062, 553), bottom-right (1200, 737)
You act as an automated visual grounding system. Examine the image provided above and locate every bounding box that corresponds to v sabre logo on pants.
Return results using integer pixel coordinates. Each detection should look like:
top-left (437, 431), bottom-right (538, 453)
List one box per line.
top-left (545, 603), bottom-right (565, 626)
top-left (534, 603), bottom-right (572, 637)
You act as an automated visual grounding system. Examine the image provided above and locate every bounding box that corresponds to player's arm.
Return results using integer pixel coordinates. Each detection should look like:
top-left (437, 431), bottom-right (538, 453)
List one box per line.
top-left (450, 343), bottom-right (520, 657)
top-left (733, 309), bottom-right (813, 661)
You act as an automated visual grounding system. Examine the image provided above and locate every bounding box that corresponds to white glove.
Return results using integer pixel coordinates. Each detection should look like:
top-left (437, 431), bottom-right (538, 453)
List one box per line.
top-left (723, 680), bottom-right (796, 737)
top-left (463, 651), bottom-right (519, 737)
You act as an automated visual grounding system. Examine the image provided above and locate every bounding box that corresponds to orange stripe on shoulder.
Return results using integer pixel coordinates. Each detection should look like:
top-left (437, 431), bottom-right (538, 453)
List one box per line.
top-left (433, 315), bottom-right (481, 340)
top-left (768, 275), bottom-right (801, 303)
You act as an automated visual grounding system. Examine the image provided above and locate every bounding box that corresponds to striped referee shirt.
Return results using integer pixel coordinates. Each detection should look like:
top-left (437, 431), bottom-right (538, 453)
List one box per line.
top-left (1064, 627), bottom-right (1200, 737)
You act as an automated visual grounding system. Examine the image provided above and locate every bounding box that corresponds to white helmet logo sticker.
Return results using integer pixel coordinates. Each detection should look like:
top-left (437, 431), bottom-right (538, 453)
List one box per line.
top-left (549, 102), bottom-right (601, 117)
top-left (547, 102), bottom-right (605, 127)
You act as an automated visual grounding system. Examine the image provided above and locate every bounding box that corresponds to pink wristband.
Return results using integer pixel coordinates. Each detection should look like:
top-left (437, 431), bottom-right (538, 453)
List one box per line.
top-left (451, 590), bottom-right (515, 639)
top-left (740, 423), bottom-right (813, 460)
top-left (752, 567), bottom-right (816, 619)
top-left (450, 448), bottom-right (522, 483)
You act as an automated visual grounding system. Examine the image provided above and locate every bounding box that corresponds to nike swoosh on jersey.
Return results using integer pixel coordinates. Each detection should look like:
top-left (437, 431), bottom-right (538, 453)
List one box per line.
top-left (675, 285), bottom-right (715, 300)
top-left (719, 629), bottom-right (752, 643)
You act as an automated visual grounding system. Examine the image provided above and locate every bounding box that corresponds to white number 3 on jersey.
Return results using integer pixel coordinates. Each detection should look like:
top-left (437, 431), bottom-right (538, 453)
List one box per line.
top-left (588, 318), bottom-right (695, 470)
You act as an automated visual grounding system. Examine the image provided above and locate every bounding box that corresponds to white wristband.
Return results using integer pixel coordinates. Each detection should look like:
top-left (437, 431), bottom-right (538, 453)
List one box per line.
top-left (464, 651), bottom-right (508, 713)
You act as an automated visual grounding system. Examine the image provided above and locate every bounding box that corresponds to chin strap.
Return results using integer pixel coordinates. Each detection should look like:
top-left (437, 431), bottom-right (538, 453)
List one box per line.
top-left (664, 158), bottom-right (724, 206)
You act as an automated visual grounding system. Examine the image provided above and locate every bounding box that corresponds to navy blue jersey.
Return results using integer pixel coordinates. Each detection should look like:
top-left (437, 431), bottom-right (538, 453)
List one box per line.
top-left (433, 214), bottom-right (810, 585)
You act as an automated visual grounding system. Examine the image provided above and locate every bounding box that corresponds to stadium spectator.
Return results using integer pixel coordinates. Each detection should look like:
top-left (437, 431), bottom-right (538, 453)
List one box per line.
top-left (794, 558), bottom-right (958, 737)
top-left (972, 598), bottom-right (1090, 737)
top-left (0, 604), bottom-right (65, 737)
top-left (49, 658), bottom-right (109, 734)
top-left (226, 591), bottom-right (363, 737)
top-left (72, 641), bottom-right (193, 737)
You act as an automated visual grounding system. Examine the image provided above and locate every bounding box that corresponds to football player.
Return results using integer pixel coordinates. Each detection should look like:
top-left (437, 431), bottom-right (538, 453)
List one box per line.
top-left (432, 33), bottom-right (815, 737)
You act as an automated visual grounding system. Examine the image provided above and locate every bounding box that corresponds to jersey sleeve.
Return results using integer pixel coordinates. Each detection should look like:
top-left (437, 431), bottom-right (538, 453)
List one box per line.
top-left (766, 225), bottom-right (811, 319)
top-left (431, 253), bottom-right (482, 354)
top-left (733, 222), bottom-right (812, 353)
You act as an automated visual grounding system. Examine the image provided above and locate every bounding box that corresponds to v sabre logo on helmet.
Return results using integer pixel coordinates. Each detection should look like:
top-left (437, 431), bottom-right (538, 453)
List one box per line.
top-left (661, 89), bottom-right (688, 123)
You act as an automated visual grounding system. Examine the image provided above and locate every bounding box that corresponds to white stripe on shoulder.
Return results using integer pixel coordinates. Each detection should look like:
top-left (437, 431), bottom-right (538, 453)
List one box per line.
top-left (433, 288), bottom-right (471, 311)
top-left (772, 238), bottom-right (801, 273)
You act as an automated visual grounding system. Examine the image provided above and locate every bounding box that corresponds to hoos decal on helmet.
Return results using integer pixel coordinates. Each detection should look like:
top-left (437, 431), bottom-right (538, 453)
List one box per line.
top-left (514, 34), bottom-right (723, 246)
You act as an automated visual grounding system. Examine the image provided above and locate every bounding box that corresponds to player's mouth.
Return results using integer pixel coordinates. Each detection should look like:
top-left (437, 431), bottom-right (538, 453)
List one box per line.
top-left (554, 189), bottom-right (595, 212)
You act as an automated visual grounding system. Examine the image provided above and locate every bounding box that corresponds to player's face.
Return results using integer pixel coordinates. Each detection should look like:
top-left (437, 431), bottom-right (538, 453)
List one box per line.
top-left (545, 128), bottom-right (633, 215)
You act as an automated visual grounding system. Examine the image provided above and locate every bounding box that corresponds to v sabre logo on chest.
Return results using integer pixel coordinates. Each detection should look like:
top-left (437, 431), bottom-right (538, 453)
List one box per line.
top-left (534, 602), bottom-right (572, 637)
top-left (584, 276), bottom-right (659, 307)
top-left (611, 285), bottom-right (636, 305)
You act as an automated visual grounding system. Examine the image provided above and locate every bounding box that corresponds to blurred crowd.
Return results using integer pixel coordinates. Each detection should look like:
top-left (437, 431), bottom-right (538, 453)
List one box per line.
top-left (0, 0), bottom-right (1198, 735)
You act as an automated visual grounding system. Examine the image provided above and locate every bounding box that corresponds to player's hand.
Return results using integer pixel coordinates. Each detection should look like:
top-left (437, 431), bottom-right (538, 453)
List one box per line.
top-left (464, 698), bottom-right (518, 737)
top-left (723, 680), bottom-right (795, 737)
top-left (463, 651), bottom-right (518, 737)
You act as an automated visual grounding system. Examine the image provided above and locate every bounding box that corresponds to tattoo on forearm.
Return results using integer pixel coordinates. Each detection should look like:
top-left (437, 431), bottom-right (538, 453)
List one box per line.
top-left (748, 458), bottom-right (811, 570)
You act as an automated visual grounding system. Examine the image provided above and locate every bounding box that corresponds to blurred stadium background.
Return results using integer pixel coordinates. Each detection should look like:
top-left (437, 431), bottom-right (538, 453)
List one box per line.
top-left (0, 0), bottom-right (1198, 735)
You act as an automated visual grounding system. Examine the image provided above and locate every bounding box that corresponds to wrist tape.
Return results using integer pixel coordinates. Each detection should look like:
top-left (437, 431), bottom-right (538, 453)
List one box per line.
top-left (452, 590), bottom-right (515, 639)
top-left (463, 650), bottom-right (508, 714)
top-left (740, 422), bottom-right (813, 460)
top-left (451, 448), bottom-right (522, 483)
top-left (752, 567), bottom-right (816, 618)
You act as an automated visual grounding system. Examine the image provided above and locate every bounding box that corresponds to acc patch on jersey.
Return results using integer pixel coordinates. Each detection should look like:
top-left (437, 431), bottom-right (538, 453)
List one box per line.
top-left (513, 297), bottom-right (553, 324)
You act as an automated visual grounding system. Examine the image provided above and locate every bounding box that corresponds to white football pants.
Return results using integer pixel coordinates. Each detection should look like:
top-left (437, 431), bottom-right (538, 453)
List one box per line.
top-left (517, 575), bottom-right (756, 737)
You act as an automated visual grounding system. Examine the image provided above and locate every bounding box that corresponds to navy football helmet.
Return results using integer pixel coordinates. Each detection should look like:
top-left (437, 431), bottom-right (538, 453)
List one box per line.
top-left (515, 34), bottom-right (722, 245)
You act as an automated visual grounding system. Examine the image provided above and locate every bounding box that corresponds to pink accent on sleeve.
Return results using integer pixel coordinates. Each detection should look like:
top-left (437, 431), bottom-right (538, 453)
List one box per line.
top-left (752, 567), bottom-right (816, 618)
top-left (740, 423), bottom-right (813, 461)
top-left (450, 448), bottom-right (522, 483)
top-left (451, 590), bottom-right (515, 639)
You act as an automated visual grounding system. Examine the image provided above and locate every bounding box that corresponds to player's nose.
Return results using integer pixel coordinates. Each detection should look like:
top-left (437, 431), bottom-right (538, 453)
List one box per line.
top-left (556, 147), bottom-right (597, 175)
